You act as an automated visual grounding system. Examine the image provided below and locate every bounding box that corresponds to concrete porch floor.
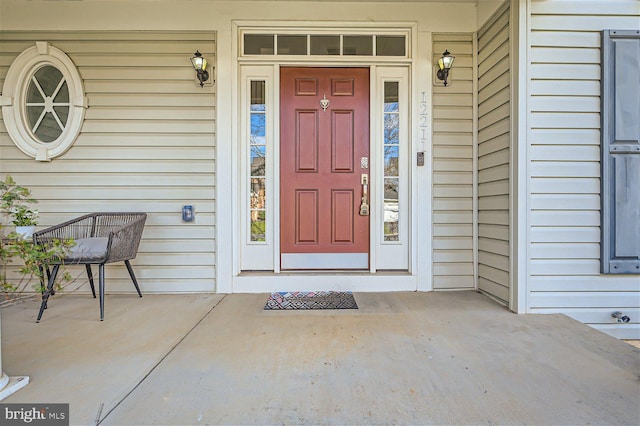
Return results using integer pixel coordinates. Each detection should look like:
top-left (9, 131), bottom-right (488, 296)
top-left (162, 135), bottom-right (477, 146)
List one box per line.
top-left (1, 291), bottom-right (639, 425)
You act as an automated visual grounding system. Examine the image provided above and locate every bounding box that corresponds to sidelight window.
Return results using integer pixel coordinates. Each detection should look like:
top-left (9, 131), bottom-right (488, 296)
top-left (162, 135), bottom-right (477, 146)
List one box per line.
top-left (375, 68), bottom-right (409, 271)
top-left (249, 81), bottom-right (267, 242)
top-left (241, 66), bottom-right (275, 270)
top-left (383, 82), bottom-right (400, 242)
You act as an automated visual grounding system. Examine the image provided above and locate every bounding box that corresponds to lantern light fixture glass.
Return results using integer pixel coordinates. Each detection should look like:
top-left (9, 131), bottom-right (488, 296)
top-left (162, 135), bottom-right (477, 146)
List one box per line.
top-left (190, 50), bottom-right (210, 87)
top-left (437, 50), bottom-right (455, 86)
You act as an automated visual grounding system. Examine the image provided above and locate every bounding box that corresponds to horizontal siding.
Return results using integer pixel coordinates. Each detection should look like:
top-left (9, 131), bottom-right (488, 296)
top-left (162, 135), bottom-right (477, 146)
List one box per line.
top-left (432, 33), bottom-right (475, 290)
top-left (531, 307), bottom-right (640, 339)
top-left (0, 31), bottom-right (216, 294)
top-left (477, 2), bottom-right (510, 305)
top-left (529, 0), bottom-right (640, 339)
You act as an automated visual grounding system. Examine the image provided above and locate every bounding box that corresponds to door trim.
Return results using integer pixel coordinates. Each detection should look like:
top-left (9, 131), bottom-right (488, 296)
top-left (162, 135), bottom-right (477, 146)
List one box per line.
top-left (233, 25), bottom-right (421, 293)
top-left (227, 21), bottom-right (434, 294)
top-left (238, 64), bottom-right (412, 273)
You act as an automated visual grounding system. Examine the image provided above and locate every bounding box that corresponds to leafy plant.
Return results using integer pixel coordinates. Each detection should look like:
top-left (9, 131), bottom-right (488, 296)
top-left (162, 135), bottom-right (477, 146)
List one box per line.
top-left (1, 237), bottom-right (74, 295)
top-left (12, 205), bottom-right (38, 227)
top-left (0, 175), bottom-right (73, 301)
top-left (1, 175), bottom-right (39, 228)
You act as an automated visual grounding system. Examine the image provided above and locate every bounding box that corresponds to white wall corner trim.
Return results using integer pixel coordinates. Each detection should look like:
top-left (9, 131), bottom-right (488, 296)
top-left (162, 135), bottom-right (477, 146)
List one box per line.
top-left (510, 0), bottom-right (531, 313)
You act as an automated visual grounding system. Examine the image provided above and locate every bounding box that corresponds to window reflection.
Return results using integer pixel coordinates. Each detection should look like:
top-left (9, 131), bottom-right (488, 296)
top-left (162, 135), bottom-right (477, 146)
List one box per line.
top-left (250, 81), bottom-right (267, 242)
top-left (384, 178), bottom-right (399, 241)
top-left (384, 81), bottom-right (399, 109)
top-left (376, 36), bottom-right (406, 56)
top-left (26, 65), bottom-right (69, 143)
top-left (250, 146), bottom-right (266, 176)
top-left (310, 35), bottom-right (340, 55)
top-left (250, 178), bottom-right (267, 242)
top-left (383, 81), bottom-right (400, 242)
top-left (244, 34), bottom-right (274, 55)
top-left (384, 146), bottom-right (399, 176)
top-left (343, 35), bottom-right (373, 55)
top-left (251, 113), bottom-right (266, 140)
top-left (277, 35), bottom-right (307, 55)
top-left (384, 114), bottom-right (399, 144)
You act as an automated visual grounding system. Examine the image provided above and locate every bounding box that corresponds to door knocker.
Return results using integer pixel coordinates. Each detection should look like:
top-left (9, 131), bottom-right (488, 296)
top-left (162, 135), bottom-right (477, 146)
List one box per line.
top-left (320, 94), bottom-right (330, 111)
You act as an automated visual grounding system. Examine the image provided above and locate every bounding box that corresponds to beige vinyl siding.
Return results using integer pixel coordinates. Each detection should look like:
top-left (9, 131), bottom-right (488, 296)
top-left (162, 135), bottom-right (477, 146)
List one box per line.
top-left (432, 33), bottom-right (475, 290)
top-left (0, 31), bottom-right (216, 293)
top-left (477, 2), bottom-right (510, 305)
top-left (528, 0), bottom-right (640, 339)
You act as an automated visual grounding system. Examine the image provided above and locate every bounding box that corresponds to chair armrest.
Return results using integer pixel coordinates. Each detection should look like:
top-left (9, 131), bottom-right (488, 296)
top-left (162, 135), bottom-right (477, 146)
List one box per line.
top-left (104, 214), bottom-right (146, 263)
top-left (33, 214), bottom-right (96, 244)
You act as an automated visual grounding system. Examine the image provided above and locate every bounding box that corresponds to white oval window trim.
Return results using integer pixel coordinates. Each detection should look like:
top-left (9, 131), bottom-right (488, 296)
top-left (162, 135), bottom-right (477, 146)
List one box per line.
top-left (1, 41), bottom-right (87, 161)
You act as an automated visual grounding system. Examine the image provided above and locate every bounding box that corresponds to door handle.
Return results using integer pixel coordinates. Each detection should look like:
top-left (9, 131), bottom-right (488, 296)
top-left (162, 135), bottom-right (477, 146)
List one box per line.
top-left (359, 174), bottom-right (369, 216)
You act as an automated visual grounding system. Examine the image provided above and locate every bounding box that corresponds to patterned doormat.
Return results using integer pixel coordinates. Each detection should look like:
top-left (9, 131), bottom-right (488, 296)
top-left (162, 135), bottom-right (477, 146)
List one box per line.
top-left (264, 291), bottom-right (358, 310)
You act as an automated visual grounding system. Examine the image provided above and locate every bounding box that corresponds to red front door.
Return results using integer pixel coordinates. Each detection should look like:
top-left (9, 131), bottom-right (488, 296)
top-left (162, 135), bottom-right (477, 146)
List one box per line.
top-left (280, 67), bottom-right (370, 269)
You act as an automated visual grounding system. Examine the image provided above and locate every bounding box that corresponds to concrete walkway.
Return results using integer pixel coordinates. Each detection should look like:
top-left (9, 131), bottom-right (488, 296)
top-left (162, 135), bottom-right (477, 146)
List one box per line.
top-left (2, 291), bottom-right (639, 425)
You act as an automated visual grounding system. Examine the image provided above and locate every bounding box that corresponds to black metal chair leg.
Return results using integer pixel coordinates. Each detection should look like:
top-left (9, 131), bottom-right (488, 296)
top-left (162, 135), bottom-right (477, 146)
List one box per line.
top-left (124, 260), bottom-right (142, 298)
top-left (85, 264), bottom-right (96, 298)
top-left (37, 264), bottom-right (60, 323)
top-left (37, 264), bottom-right (46, 295)
top-left (99, 263), bottom-right (105, 321)
top-left (45, 266), bottom-right (55, 296)
top-left (44, 265), bottom-right (60, 309)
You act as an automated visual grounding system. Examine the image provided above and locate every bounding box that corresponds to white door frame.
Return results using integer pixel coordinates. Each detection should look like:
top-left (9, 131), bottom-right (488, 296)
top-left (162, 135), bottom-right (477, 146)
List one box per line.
top-left (218, 21), bottom-right (433, 293)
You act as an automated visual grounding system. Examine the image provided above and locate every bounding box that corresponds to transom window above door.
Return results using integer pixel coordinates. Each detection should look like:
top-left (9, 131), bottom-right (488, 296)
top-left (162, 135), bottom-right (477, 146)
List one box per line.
top-left (241, 33), bottom-right (407, 57)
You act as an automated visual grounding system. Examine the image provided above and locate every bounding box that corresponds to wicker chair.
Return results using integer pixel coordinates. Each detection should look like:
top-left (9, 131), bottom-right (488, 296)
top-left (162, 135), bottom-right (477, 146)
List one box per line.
top-left (33, 212), bottom-right (147, 322)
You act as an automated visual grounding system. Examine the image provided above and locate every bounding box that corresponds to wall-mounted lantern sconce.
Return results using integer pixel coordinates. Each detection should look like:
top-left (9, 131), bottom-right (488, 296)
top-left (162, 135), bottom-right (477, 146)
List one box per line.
top-left (190, 50), bottom-right (210, 87)
top-left (437, 50), bottom-right (455, 87)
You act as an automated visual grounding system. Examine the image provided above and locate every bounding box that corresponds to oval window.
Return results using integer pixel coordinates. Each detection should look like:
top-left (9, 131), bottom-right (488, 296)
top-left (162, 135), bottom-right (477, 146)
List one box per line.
top-left (1, 42), bottom-right (87, 161)
top-left (26, 65), bottom-right (70, 143)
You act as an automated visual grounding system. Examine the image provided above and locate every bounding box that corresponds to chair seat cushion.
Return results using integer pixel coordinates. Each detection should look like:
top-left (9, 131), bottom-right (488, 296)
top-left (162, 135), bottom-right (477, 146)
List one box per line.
top-left (66, 237), bottom-right (109, 261)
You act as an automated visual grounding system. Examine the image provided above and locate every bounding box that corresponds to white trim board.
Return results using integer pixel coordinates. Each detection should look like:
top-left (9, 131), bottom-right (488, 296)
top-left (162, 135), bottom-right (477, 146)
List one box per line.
top-left (233, 273), bottom-right (418, 293)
